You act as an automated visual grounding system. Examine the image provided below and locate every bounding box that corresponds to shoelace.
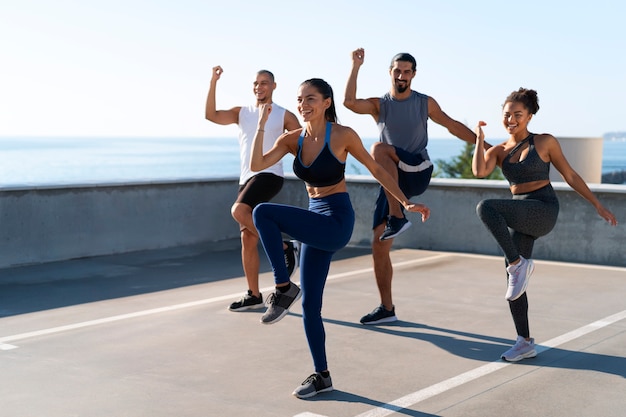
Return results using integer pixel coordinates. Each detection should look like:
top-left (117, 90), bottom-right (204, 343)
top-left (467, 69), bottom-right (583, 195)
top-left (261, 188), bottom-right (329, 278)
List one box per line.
top-left (265, 292), bottom-right (281, 306)
top-left (301, 373), bottom-right (319, 385)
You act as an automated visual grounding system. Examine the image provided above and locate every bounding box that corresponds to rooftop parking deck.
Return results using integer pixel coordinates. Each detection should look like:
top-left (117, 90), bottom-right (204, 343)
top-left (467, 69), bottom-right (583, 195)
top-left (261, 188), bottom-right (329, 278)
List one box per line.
top-left (1, 242), bottom-right (624, 417)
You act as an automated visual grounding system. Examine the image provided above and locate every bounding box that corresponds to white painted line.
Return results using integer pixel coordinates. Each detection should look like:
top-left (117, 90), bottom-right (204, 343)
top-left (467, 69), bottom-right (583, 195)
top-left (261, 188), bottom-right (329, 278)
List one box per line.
top-left (348, 309), bottom-right (626, 417)
top-left (0, 254), bottom-right (449, 346)
top-left (0, 343), bottom-right (18, 350)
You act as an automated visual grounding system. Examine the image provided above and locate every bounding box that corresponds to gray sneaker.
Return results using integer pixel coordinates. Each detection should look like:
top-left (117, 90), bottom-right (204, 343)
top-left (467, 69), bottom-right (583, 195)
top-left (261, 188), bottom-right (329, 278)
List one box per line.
top-left (260, 283), bottom-right (301, 325)
top-left (292, 373), bottom-right (333, 399)
top-left (505, 256), bottom-right (534, 301)
top-left (501, 336), bottom-right (537, 362)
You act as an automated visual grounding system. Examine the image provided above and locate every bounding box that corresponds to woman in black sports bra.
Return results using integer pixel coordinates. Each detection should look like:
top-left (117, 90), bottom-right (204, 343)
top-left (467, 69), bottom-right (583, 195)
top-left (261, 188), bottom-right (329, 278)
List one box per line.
top-left (472, 87), bottom-right (617, 362)
top-left (250, 78), bottom-right (430, 398)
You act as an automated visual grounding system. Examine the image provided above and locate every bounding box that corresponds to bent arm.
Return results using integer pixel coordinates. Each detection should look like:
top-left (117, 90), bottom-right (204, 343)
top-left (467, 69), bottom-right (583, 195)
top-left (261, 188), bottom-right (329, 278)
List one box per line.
top-left (250, 104), bottom-right (292, 172)
top-left (429, 97), bottom-right (492, 149)
top-left (345, 129), bottom-right (430, 221)
top-left (205, 66), bottom-right (239, 125)
top-left (472, 122), bottom-right (499, 177)
top-left (343, 50), bottom-right (379, 119)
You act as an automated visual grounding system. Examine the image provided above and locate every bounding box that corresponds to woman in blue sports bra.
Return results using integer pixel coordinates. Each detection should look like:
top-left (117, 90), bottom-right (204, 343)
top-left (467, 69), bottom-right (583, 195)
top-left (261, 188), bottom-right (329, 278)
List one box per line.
top-left (250, 78), bottom-right (430, 399)
top-left (472, 87), bottom-right (617, 363)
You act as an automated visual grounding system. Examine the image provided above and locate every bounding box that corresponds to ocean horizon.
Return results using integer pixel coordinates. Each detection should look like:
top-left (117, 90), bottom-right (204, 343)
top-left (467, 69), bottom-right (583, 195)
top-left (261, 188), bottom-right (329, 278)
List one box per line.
top-left (2, 136), bottom-right (625, 187)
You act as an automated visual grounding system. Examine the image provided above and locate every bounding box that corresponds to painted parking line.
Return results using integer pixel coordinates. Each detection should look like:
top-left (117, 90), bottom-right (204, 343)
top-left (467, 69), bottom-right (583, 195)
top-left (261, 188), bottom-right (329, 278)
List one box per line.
top-left (0, 253), bottom-right (450, 348)
top-left (295, 309), bottom-right (626, 417)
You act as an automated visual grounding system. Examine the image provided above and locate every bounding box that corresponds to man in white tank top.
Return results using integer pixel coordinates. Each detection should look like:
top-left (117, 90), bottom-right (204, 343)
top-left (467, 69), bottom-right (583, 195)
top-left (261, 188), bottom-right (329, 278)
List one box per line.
top-left (206, 66), bottom-right (301, 311)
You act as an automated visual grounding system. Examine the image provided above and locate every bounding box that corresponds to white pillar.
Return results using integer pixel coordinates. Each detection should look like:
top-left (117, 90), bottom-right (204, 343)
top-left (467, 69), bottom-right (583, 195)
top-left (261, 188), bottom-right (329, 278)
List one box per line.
top-left (549, 136), bottom-right (603, 183)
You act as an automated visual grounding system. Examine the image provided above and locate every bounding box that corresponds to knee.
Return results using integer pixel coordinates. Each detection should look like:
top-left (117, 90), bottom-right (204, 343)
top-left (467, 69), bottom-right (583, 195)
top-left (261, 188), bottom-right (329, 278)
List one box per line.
top-left (370, 141), bottom-right (393, 161)
top-left (476, 199), bottom-right (491, 219)
top-left (231, 202), bottom-right (252, 224)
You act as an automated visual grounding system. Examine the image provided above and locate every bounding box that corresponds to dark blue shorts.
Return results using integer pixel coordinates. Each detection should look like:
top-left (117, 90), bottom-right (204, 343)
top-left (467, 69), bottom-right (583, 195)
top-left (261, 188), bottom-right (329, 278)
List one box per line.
top-left (372, 146), bottom-right (433, 228)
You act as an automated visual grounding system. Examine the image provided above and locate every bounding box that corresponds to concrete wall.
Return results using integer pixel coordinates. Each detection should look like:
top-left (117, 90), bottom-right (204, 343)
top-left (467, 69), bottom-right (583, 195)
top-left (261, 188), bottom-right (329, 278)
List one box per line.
top-left (1, 176), bottom-right (624, 269)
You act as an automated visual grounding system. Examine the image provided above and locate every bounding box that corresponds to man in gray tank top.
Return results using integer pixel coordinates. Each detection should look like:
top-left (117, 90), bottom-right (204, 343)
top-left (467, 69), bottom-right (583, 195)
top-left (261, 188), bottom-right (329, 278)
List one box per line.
top-left (344, 48), bottom-right (480, 325)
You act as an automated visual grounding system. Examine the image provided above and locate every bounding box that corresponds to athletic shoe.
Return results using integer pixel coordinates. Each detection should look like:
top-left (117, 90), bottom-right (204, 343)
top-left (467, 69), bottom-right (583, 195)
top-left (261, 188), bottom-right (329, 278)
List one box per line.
top-left (505, 256), bottom-right (534, 301)
top-left (501, 336), bottom-right (537, 362)
top-left (379, 216), bottom-right (412, 241)
top-left (292, 372), bottom-right (333, 399)
top-left (359, 304), bottom-right (397, 325)
top-left (284, 239), bottom-right (300, 279)
top-left (228, 290), bottom-right (263, 311)
top-left (260, 282), bottom-right (301, 325)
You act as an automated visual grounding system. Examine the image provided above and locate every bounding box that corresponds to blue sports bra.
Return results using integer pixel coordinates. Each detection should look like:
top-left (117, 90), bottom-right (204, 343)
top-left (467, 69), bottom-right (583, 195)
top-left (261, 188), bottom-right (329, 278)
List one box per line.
top-left (502, 134), bottom-right (550, 186)
top-left (293, 122), bottom-right (345, 187)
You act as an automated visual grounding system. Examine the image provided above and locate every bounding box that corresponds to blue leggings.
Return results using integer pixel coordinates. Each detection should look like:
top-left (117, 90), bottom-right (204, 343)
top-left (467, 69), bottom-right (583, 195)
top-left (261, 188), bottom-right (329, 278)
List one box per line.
top-left (476, 184), bottom-right (559, 337)
top-left (253, 192), bottom-right (355, 372)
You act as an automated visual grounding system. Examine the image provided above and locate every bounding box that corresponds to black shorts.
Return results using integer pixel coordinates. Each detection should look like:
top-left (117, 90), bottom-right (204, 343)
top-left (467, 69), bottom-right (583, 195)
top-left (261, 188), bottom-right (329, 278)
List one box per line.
top-left (236, 173), bottom-right (284, 208)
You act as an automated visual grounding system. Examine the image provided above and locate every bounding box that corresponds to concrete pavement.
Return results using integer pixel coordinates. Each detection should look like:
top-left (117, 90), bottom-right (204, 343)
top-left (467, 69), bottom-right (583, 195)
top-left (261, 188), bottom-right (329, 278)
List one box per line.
top-left (1, 242), bottom-right (625, 417)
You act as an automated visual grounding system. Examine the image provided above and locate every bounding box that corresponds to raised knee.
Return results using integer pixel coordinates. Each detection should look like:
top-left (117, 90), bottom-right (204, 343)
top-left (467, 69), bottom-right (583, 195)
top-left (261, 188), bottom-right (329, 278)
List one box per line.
top-left (231, 202), bottom-right (252, 224)
top-left (370, 141), bottom-right (393, 161)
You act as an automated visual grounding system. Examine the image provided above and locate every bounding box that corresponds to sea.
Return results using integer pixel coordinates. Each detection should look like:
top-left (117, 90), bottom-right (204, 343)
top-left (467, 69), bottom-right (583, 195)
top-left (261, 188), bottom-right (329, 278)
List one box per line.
top-left (1, 136), bottom-right (626, 187)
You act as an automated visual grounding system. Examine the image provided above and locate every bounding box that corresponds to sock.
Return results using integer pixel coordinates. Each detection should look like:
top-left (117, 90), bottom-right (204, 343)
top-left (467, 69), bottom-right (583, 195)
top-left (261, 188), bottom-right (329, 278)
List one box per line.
top-left (277, 282), bottom-right (291, 293)
top-left (320, 370), bottom-right (330, 378)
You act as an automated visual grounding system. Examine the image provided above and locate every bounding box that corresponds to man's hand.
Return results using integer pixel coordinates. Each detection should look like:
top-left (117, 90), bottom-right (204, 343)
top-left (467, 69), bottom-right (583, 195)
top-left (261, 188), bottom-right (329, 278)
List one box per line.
top-left (211, 65), bottom-right (223, 82)
top-left (351, 48), bottom-right (365, 67)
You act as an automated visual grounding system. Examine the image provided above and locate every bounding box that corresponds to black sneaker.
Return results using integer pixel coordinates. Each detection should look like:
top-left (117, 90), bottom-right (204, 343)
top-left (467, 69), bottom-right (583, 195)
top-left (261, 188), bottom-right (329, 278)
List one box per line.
top-left (228, 290), bottom-right (263, 312)
top-left (284, 240), bottom-right (300, 279)
top-left (379, 216), bottom-right (412, 241)
top-left (359, 304), bottom-right (397, 325)
top-left (292, 372), bottom-right (333, 399)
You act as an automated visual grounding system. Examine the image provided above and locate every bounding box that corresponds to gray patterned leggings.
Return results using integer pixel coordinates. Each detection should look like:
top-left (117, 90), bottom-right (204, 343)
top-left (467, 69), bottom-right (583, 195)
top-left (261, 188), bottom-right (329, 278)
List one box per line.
top-left (476, 184), bottom-right (559, 337)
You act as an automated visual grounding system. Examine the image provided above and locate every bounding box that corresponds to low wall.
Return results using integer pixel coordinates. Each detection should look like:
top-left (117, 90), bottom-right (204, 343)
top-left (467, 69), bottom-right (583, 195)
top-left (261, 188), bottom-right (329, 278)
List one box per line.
top-left (0, 177), bottom-right (624, 269)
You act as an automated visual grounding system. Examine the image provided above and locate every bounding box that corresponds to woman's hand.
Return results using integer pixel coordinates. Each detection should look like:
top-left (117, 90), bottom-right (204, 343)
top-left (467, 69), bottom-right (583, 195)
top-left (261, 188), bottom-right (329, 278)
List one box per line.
top-left (405, 202), bottom-right (430, 223)
top-left (474, 120), bottom-right (486, 143)
top-left (258, 103), bottom-right (272, 129)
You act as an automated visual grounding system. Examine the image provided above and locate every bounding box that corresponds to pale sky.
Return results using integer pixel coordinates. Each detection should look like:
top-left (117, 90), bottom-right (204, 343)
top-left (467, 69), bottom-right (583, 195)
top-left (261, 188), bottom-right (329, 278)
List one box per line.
top-left (2, 0), bottom-right (624, 140)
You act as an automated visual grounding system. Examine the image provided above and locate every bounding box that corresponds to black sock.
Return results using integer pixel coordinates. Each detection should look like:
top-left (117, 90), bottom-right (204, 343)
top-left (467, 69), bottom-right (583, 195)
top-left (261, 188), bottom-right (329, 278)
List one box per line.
top-left (320, 370), bottom-right (330, 378)
top-left (277, 282), bottom-right (291, 293)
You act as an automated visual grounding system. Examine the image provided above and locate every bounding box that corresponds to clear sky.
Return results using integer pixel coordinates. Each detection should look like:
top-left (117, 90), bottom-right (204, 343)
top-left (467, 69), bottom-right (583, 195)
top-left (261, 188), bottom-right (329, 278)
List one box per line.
top-left (2, 0), bottom-right (625, 140)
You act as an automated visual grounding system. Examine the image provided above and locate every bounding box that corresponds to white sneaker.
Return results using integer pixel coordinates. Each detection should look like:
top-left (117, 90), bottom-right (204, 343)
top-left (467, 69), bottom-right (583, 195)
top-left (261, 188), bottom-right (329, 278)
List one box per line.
top-left (505, 256), bottom-right (534, 301)
top-left (501, 336), bottom-right (537, 362)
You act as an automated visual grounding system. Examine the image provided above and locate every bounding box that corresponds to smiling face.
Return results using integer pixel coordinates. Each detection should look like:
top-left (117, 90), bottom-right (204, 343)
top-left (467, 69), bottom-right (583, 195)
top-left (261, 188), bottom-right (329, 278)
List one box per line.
top-left (389, 60), bottom-right (415, 94)
top-left (297, 84), bottom-right (330, 123)
top-left (253, 72), bottom-right (276, 104)
top-left (502, 101), bottom-right (533, 135)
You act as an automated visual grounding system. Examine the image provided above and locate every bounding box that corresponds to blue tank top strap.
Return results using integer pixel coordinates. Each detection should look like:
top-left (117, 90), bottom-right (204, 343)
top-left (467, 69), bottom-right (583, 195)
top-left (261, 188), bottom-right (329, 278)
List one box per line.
top-left (324, 121), bottom-right (331, 145)
top-left (298, 129), bottom-right (305, 148)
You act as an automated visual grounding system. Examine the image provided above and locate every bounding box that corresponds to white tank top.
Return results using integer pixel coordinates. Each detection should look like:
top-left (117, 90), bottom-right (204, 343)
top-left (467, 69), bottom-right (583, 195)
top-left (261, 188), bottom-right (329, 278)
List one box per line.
top-left (238, 104), bottom-right (286, 184)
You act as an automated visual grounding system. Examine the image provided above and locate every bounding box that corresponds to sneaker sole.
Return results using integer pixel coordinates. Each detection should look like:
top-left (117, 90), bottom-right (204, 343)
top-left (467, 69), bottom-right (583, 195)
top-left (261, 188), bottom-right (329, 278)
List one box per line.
top-left (293, 386), bottom-right (333, 399)
top-left (379, 221), bottom-right (412, 241)
top-left (501, 348), bottom-right (537, 362)
top-left (228, 303), bottom-right (265, 312)
top-left (506, 260), bottom-right (535, 301)
top-left (360, 315), bottom-right (398, 325)
top-left (260, 289), bottom-right (302, 325)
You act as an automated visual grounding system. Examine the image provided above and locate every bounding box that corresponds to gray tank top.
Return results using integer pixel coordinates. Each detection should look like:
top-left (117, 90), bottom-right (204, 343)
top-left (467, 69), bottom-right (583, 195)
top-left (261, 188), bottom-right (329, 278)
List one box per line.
top-left (377, 91), bottom-right (430, 161)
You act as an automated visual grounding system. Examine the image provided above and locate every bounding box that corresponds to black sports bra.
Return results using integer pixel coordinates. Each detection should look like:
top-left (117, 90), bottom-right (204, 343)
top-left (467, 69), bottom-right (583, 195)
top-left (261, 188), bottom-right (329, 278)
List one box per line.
top-left (292, 122), bottom-right (345, 187)
top-left (502, 134), bottom-right (550, 186)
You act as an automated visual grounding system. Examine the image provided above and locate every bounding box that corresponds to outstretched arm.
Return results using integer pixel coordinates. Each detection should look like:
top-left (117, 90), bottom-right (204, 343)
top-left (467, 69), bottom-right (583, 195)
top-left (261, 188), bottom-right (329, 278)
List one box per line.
top-left (548, 135), bottom-right (618, 226)
top-left (205, 65), bottom-right (239, 125)
top-left (345, 127), bottom-right (430, 222)
top-left (343, 48), bottom-right (379, 120)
